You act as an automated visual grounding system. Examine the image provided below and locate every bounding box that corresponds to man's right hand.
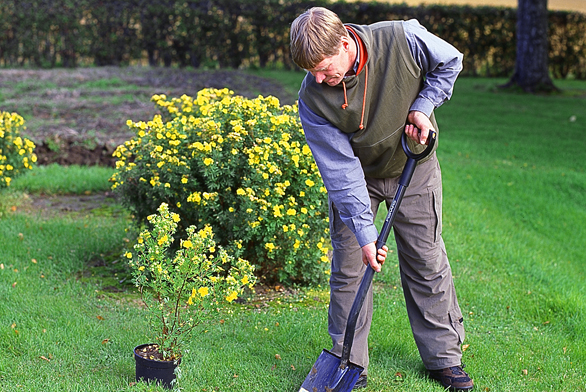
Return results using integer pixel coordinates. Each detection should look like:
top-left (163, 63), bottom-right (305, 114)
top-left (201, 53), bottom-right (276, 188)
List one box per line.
top-left (361, 242), bottom-right (388, 273)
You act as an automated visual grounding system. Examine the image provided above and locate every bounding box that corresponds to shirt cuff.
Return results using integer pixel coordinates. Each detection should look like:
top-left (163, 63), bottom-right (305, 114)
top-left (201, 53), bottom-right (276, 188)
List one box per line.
top-left (410, 97), bottom-right (435, 118)
top-left (354, 223), bottom-right (379, 248)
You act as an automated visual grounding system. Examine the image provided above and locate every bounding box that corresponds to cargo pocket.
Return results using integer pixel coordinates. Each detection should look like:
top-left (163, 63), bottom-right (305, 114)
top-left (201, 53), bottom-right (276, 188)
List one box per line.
top-left (432, 188), bottom-right (442, 243)
top-left (328, 199), bottom-right (347, 248)
top-left (449, 310), bottom-right (465, 345)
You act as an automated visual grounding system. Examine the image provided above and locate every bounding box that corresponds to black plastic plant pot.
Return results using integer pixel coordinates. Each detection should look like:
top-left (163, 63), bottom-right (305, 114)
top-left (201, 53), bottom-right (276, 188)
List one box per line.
top-left (134, 344), bottom-right (180, 389)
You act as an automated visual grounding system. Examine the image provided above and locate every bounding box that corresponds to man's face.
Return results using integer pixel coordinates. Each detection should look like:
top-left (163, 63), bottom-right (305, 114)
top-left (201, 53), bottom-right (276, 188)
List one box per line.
top-left (306, 42), bottom-right (351, 86)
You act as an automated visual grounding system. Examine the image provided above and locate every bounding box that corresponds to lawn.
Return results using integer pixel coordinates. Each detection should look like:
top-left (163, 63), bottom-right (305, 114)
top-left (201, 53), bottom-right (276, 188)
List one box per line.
top-left (0, 75), bottom-right (584, 391)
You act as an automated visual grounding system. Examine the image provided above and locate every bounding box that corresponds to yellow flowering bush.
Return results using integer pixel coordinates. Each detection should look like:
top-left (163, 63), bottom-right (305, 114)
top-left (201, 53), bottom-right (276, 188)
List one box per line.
top-left (130, 203), bottom-right (256, 361)
top-left (112, 88), bottom-right (330, 285)
top-left (0, 111), bottom-right (37, 188)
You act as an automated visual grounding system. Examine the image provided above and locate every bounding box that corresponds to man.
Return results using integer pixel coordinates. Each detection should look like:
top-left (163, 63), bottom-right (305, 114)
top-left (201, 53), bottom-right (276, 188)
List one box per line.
top-left (290, 7), bottom-right (473, 391)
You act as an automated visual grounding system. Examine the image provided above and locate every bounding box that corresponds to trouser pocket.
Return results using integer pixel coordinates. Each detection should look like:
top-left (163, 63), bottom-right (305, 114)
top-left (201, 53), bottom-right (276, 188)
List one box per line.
top-left (449, 309), bottom-right (465, 345)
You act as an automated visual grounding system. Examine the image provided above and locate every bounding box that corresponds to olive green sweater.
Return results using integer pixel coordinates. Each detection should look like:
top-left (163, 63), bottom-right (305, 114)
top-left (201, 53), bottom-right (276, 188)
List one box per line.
top-left (299, 21), bottom-right (438, 178)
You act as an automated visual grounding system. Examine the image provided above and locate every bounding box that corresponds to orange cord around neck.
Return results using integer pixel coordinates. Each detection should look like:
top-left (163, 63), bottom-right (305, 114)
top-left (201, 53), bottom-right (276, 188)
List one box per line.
top-left (341, 63), bottom-right (368, 130)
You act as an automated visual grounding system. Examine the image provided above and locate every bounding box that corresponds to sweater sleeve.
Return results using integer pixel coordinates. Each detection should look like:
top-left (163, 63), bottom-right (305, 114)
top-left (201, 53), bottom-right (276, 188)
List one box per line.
top-left (298, 98), bottom-right (379, 247)
top-left (403, 19), bottom-right (463, 117)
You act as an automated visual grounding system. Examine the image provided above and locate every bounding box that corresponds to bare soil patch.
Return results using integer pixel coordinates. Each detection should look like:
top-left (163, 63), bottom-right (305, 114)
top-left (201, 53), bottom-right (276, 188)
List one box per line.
top-left (0, 66), bottom-right (296, 167)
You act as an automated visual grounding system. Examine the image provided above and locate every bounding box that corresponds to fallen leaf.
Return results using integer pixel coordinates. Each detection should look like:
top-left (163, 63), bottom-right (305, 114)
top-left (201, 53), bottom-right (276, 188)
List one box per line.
top-left (96, 315), bottom-right (104, 320)
top-left (40, 356), bottom-right (50, 362)
top-left (462, 344), bottom-right (470, 352)
top-left (101, 338), bottom-right (110, 344)
top-left (11, 206), bottom-right (17, 212)
top-left (275, 354), bottom-right (282, 360)
top-left (31, 259), bottom-right (37, 264)
top-left (522, 369), bottom-right (528, 375)
top-left (0, 264), bottom-right (3, 269)
top-left (543, 320), bottom-right (550, 325)
top-left (291, 365), bottom-right (296, 371)
top-left (12, 282), bottom-right (17, 288)
top-left (233, 374), bottom-right (238, 378)
top-left (563, 347), bottom-right (567, 354)
top-left (18, 233), bottom-right (24, 240)
top-left (271, 364), bottom-right (277, 371)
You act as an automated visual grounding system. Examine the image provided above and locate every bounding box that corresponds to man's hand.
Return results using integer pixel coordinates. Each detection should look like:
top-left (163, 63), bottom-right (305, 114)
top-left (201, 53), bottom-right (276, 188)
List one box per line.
top-left (406, 110), bottom-right (435, 145)
top-left (361, 242), bottom-right (389, 273)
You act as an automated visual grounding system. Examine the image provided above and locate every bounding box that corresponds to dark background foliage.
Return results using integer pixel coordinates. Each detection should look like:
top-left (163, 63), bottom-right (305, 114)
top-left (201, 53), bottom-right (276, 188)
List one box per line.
top-left (1, 0), bottom-right (584, 78)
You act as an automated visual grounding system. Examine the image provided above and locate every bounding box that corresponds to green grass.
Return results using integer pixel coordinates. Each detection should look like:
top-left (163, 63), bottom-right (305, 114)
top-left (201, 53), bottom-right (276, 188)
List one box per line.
top-left (246, 67), bottom-right (307, 98)
top-left (9, 164), bottom-right (115, 195)
top-left (0, 76), bottom-right (585, 391)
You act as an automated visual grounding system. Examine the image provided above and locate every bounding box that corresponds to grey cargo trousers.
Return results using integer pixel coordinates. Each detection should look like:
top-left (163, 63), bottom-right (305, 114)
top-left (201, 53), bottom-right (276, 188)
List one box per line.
top-left (327, 154), bottom-right (465, 373)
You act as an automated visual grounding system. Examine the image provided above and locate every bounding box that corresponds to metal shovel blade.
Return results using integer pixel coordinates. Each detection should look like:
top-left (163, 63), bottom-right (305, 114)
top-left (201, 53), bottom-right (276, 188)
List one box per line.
top-left (298, 349), bottom-right (363, 392)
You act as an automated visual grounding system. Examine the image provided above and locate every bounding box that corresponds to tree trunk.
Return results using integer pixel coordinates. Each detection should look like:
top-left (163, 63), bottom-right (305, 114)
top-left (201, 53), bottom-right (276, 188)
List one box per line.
top-left (504, 0), bottom-right (557, 92)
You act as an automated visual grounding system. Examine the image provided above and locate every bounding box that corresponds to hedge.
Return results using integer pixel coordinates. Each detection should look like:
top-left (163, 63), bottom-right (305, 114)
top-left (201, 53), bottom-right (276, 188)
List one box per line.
top-left (1, 0), bottom-right (585, 78)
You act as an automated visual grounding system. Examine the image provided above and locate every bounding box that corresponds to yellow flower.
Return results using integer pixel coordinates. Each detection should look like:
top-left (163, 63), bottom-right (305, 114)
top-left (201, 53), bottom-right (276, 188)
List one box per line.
top-left (242, 276), bottom-right (249, 285)
top-left (198, 287), bottom-right (209, 297)
top-left (125, 252), bottom-right (132, 259)
top-left (187, 192), bottom-right (202, 204)
top-left (182, 240), bottom-right (193, 248)
top-left (305, 179), bottom-right (315, 187)
top-left (138, 266), bottom-right (145, 271)
top-left (158, 235), bottom-right (168, 246)
top-left (203, 157), bottom-right (214, 166)
top-left (226, 291), bottom-right (238, 302)
top-left (273, 205), bottom-right (283, 218)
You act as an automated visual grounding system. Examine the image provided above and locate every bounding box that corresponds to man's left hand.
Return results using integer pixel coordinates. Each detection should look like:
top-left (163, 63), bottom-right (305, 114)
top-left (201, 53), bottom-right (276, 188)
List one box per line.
top-left (406, 110), bottom-right (435, 145)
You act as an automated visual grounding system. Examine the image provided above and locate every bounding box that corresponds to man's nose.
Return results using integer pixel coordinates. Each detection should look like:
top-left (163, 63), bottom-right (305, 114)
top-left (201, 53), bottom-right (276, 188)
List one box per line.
top-left (314, 72), bottom-right (326, 84)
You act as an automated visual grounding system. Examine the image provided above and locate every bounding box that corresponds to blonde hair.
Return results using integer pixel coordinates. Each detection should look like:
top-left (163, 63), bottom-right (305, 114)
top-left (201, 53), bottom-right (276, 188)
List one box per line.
top-left (290, 7), bottom-right (348, 70)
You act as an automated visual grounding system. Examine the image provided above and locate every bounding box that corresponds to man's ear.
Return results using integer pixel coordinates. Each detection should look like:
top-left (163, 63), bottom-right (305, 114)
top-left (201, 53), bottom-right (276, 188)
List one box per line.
top-left (340, 35), bottom-right (351, 52)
